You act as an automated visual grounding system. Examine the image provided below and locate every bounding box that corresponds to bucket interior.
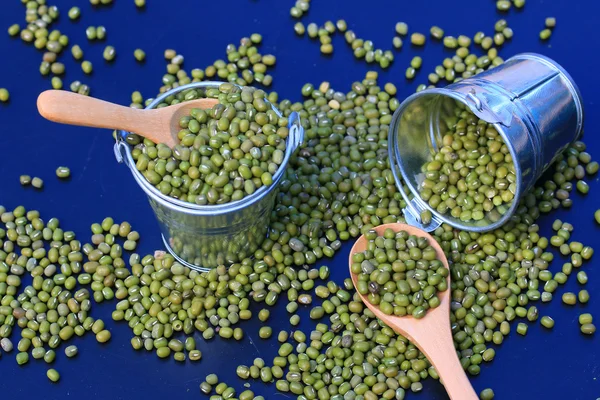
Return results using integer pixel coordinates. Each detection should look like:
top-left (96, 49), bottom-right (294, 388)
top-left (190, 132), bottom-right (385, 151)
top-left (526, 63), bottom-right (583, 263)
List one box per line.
top-left (391, 91), bottom-right (520, 232)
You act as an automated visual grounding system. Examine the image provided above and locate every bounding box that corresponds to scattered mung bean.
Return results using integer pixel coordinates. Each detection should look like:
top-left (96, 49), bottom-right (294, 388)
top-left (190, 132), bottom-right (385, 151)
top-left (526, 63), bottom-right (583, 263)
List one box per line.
top-left (0, 88), bottom-right (9, 103)
top-left (32, 177), bottom-right (44, 189)
top-left (47, 369), bottom-right (60, 382)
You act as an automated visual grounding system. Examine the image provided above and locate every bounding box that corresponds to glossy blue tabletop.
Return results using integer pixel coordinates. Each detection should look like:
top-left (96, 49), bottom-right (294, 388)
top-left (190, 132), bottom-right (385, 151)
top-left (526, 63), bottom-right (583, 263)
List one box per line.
top-left (0, 1), bottom-right (599, 399)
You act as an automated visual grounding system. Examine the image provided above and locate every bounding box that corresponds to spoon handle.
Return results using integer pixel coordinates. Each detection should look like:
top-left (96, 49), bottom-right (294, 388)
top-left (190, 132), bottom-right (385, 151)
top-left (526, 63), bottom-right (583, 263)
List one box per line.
top-left (412, 324), bottom-right (479, 400)
top-left (37, 90), bottom-right (154, 134)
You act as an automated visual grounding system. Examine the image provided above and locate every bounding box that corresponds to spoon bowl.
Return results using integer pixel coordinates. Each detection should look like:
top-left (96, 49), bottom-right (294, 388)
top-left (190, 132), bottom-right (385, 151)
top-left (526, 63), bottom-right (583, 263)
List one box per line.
top-left (349, 223), bottom-right (478, 400)
top-left (37, 90), bottom-right (218, 147)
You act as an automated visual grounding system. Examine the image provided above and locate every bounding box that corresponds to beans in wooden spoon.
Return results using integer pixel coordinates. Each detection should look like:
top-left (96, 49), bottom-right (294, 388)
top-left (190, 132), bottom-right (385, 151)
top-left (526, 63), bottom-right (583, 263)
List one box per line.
top-left (349, 222), bottom-right (478, 400)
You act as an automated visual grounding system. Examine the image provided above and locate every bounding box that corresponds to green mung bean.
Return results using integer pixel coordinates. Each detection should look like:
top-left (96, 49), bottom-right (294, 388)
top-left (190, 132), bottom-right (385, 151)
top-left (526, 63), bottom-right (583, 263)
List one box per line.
top-left (8, 24), bottom-right (20, 37)
top-left (134, 49), bottom-right (146, 62)
top-left (516, 323), bottom-right (528, 335)
top-left (97, 26), bottom-right (107, 40)
top-left (293, 22), bottom-right (305, 36)
top-left (562, 292), bottom-right (577, 305)
top-left (65, 345), bottom-right (78, 357)
top-left (443, 36), bottom-right (458, 48)
top-left (430, 26), bottom-right (444, 39)
top-left (576, 180), bottom-right (589, 194)
top-left (55, 167), bottom-right (71, 180)
top-left (336, 20), bottom-right (347, 31)
top-left (103, 46), bottom-right (116, 61)
top-left (68, 7), bottom-right (81, 20)
top-left (411, 56), bottom-right (422, 69)
top-left (86, 26), bottom-right (97, 40)
top-left (496, 0), bottom-right (511, 11)
top-left (44, 350), bottom-right (56, 364)
top-left (581, 324), bottom-right (596, 335)
top-left (32, 177), bottom-right (44, 189)
top-left (540, 29), bottom-right (552, 40)
top-left (579, 313), bottom-right (593, 326)
top-left (19, 175), bottom-right (31, 185)
top-left (47, 368), bottom-right (60, 382)
top-left (1, 339), bottom-right (13, 352)
top-left (480, 388), bottom-right (495, 400)
top-left (96, 330), bottom-right (111, 343)
top-left (545, 17), bottom-right (556, 28)
top-left (0, 88), bottom-right (10, 103)
top-left (393, 36), bottom-right (403, 49)
top-left (16, 352), bottom-right (29, 365)
top-left (51, 77), bottom-right (63, 90)
top-left (395, 22), bottom-right (408, 35)
top-left (540, 316), bottom-right (554, 329)
top-left (259, 326), bottom-right (272, 339)
top-left (205, 374), bottom-right (218, 386)
top-left (410, 33), bottom-right (426, 46)
top-left (320, 44), bottom-right (333, 54)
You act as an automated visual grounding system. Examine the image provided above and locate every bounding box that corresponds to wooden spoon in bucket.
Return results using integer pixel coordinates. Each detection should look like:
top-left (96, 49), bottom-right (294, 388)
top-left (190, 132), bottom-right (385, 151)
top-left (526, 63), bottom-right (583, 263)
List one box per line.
top-left (36, 90), bottom-right (218, 148)
top-left (349, 223), bottom-right (478, 400)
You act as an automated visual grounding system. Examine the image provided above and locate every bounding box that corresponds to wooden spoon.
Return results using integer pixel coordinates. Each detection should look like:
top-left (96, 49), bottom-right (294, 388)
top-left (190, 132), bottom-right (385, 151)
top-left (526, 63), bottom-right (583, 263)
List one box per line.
top-left (349, 223), bottom-right (478, 400)
top-left (36, 90), bottom-right (218, 148)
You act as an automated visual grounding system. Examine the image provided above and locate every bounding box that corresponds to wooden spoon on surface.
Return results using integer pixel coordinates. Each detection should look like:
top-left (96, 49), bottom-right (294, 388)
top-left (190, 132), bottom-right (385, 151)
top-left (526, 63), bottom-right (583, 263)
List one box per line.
top-left (37, 90), bottom-right (218, 148)
top-left (349, 223), bottom-right (478, 400)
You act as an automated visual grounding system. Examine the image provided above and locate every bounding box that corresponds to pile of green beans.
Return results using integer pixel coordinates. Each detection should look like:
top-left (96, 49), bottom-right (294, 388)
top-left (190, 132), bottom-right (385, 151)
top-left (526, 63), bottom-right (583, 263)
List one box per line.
top-left (0, 205), bottom-right (111, 380)
top-left (0, 69), bottom-right (593, 400)
top-left (419, 111), bottom-right (516, 222)
top-left (413, 19), bottom-right (512, 90)
top-left (85, 217), bottom-right (140, 302)
top-left (117, 71), bottom-right (599, 399)
top-left (107, 60), bottom-right (599, 398)
top-left (351, 228), bottom-right (448, 318)
top-left (343, 29), bottom-right (395, 69)
top-left (302, 20), bottom-right (338, 55)
top-left (8, 0), bottom-right (94, 95)
top-left (2, 1), bottom-right (598, 398)
top-left (9, 3), bottom-right (282, 100)
top-left (131, 83), bottom-right (288, 205)
top-left (298, 18), bottom-right (394, 67)
top-left (156, 35), bottom-right (275, 96)
top-left (126, 36), bottom-right (277, 111)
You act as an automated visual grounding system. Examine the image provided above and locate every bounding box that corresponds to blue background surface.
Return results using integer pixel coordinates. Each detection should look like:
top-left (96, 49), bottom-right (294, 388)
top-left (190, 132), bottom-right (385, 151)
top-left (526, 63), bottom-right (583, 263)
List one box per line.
top-left (0, 0), bottom-right (599, 399)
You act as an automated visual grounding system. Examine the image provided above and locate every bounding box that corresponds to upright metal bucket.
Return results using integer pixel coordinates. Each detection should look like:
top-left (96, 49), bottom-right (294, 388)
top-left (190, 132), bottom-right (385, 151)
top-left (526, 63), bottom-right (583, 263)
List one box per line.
top-left (114, 82), bottom-right (304, 271)
top-left (389, 53), bottom-right (584, 232)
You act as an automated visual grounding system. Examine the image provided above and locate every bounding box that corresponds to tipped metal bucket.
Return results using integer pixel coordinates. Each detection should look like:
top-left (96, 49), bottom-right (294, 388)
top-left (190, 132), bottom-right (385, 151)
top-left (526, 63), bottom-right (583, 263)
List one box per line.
top-left (389, 53), bottom-right (584, 232)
